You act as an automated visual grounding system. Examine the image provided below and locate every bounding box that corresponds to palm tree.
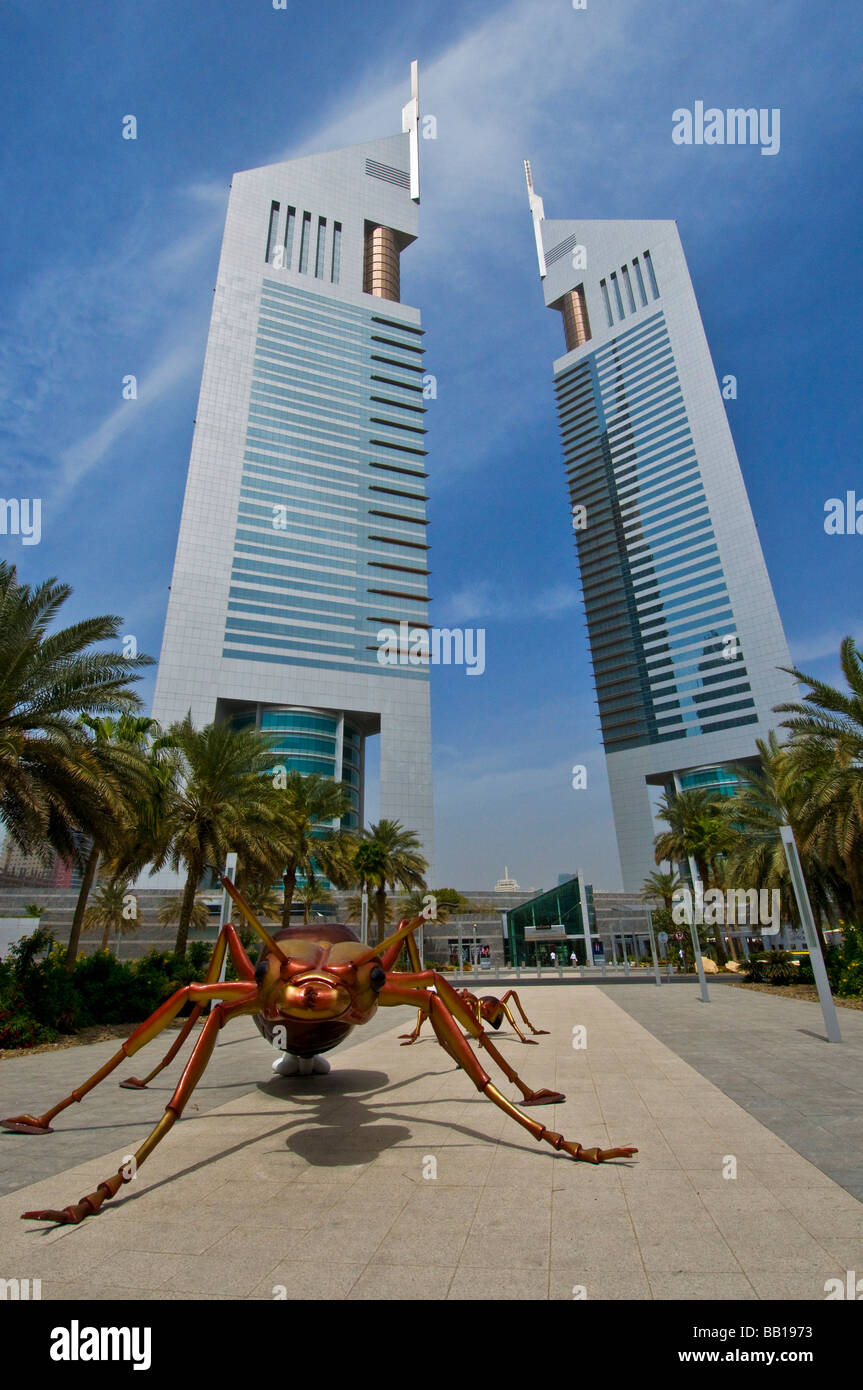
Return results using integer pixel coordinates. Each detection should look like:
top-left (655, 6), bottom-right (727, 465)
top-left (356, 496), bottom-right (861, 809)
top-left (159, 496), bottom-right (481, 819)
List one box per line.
top-left (345, 891), bottom-right (394, 930)
top-left (0, 560), bottom-right (151, 880)
top-left (232, 880), bottom-right (282, 924)
top-left (156, 892), bottom-right (212, 933)
top-left (654, 786), bottom-right (735, 964)
top-left (297, 873), bottom-right (334, 925)
top-left (270, 772), bottom-right (356, 928)
top-left (64, 714), bottom-right (157, 969)
top-left (640, 869), bottom-right (682, 913)
top-left (362, 819), bottom-right (427, 946)
top-left (145, 716), bottom-right (284, 957)
top-left (775, 637), bottom-right (863, 926)
top-left (82, 880), bottom-right (141, 954)
top-left (719, 732), bottom-right (835, 954)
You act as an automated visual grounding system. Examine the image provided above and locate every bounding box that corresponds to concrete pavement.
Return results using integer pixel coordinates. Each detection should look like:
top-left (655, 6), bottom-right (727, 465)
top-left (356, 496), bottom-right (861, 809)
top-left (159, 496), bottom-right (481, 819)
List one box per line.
top-left (1, 984), bottom-right (861, 1300)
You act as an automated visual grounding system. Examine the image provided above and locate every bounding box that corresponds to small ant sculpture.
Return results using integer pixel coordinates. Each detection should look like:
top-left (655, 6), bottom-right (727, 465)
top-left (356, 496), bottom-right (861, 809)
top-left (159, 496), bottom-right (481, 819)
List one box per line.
top-left (399, 986), bottom-right (550, 1045)
top-left (2, 879), bottom-right (636, 1224)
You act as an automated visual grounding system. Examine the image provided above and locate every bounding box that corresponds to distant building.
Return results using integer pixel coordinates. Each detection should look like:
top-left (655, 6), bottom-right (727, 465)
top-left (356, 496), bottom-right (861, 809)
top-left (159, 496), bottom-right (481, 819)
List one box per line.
top-left (0, 838), bottom-right (79, 889)
top-left (494, 866), bottom-right (521, 892)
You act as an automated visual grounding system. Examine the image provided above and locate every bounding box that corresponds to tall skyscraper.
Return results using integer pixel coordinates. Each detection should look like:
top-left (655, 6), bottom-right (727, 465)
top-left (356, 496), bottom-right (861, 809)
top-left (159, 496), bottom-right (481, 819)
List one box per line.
top-left (525, 164), bottom-right (796, 890)
top-left (153, 66), bottom-right (433, 867)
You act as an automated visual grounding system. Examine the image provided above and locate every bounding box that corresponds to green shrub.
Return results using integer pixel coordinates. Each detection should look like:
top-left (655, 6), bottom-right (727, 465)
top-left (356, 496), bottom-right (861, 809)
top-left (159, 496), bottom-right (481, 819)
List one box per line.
top-left (0, 930), bottom-right (221, 1047)
top-left (743, 950), bottom-right (796, 984)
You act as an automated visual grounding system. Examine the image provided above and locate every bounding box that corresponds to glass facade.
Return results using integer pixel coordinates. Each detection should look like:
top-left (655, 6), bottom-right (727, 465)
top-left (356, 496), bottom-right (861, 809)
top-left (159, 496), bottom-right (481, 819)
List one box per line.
top-left (503, 877), bottom-right (596, 966)
top-left (231, 704), bottom-right (363, 831)
top-left (556, 310), bottom-right (757, 753)
top-left (223, 279), bottom-right (431, 679)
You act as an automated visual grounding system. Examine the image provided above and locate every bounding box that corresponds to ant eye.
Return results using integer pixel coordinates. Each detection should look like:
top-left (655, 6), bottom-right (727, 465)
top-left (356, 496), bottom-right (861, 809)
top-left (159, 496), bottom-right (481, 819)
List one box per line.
top-left (254, 959), bottom-right (269, 984)
top-left (369, 966), bottom-right (386, 991)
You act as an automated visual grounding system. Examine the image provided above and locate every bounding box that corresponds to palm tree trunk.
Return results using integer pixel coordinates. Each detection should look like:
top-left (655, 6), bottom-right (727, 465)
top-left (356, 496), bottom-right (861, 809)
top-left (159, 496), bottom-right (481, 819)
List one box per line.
top-left (373, 884), bottom-right (387, 946)
top-left (282, 864), bottom-right (297, 929)
top-left (65, 845), bottom-right (100, 971)
top-left (174, 863), bottom-right (200, 958)
top-left (845, 857), bottom-right (863, 932)
top-left (100, 923), bottom-right (110, 951)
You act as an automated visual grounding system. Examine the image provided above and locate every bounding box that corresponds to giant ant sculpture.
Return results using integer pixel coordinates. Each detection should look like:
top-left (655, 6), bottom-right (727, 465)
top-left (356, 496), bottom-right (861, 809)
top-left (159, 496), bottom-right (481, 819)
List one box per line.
top-left (2, 879), bottom-right (636, 1224)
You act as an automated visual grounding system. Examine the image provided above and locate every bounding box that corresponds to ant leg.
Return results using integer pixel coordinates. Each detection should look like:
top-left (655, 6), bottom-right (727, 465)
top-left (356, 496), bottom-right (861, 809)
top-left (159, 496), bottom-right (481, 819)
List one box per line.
top-left (497, 1001), bottom-right (538, 1044)
top-left (120, 924), bottom-right (255, 1089)
top-left (386, 971), bottom-right (563, 1106)
top-left (2, 980), bottom-right (255, 1136)
top-left (20, 995), bottom-right (253, 1225)
top-left (500, 989), bottom-right (549, 1036)
top-left (398, 1009), bottom-right (426, 1045)
top-left (380, 984), bottom-right (636, 1165)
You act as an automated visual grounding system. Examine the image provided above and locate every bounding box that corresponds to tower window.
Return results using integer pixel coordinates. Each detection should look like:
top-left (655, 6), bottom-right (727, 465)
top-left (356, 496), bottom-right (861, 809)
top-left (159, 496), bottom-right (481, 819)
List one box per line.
top-left (299, 211), bottom-right (312, 274)
top-left (643, 250), bottom-right (660, 299)
top-left (283, 207), bottom-right (296, 269)
top-left (632, 256), bottom-right (648, 306)
top-left (331, 222), bottom-right (342, 284)
top-left (314, 217), bottom-right (327, 278)
top-left (265, 200), bottom-right (280, 264)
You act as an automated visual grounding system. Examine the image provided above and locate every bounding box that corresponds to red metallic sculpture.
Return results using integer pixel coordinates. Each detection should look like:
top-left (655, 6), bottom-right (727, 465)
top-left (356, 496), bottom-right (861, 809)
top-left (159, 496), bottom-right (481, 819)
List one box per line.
top-left (399, 986), bottom-right (550, 1045)
top-left (2, 879), bottom-right (636, 1224)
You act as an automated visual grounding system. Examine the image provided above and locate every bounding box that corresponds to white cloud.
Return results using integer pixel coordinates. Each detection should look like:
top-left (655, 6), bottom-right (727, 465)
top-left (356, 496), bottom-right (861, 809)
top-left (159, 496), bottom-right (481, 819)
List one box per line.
top-left (788, 626), bottom-right (863, 667)
top-left (443, 579), bottom-right (580, 622)
top-left (58, 341), bottom-right (202, 495)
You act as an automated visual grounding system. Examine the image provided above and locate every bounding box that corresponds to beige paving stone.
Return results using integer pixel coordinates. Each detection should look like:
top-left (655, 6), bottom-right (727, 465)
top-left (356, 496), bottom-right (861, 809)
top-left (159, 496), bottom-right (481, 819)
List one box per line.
top-left (648, 1271), bottom-right (758, 1300)
top-left (449, 1265), bottom-right (548, 1300)
top-left (3, 986), bottom-right (861, 1302)
top-left (746, 1265), bottom-right (850, 1300)
top-left (248, 1260), bottom-right (365, 1299)
top-left (548, 1263), bottom-right (653, 1301)
top-left (637, 1229), bottom-right (743, 1274)
top-left (348, 1262), bottom-right (454, 1299)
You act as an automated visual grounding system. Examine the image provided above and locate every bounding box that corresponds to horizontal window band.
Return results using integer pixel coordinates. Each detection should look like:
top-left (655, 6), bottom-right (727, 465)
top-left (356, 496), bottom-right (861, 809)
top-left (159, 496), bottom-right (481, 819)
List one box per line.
top-left (371, 335), bottom-right (424, 356)
top-left (369, 416), bottom-right (428, 435)
top-left (367, 534), bottom-right (430, 550)
top-left (371, 315), bottom-right (424, 336)
top-left (369, 438), bottom-right (428, 457)
top-left (368, 561), bottom-right (431, 575)
top-left (369, 587), bottom-right (432, 602)
top-left (371, 374), bottom-right (424, 393)
top-left (368, 509), bottom-right (428, 525)
top-left (369, 483), bottom-right (428, 500)
top-left (370, 395), bottom-right (426, 414)
top-left (371, 354), bottom-right (424, 374)
top-left (369, 461), bottom-right (429, 478)
top-left (366, 617), bottom-right (432, 629)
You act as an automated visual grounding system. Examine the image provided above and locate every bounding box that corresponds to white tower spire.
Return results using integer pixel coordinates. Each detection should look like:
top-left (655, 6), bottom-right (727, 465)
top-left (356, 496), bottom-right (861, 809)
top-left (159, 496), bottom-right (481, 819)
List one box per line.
top-left (402, 60), bottom-right (420, 203)
top-left (524, 159), bottom-right (546, 278)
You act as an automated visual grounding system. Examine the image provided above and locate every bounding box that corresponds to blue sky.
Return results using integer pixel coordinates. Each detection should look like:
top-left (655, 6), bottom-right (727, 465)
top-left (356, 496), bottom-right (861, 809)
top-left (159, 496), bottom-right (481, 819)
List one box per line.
top-left (1, 0), bottom-right (861, 890)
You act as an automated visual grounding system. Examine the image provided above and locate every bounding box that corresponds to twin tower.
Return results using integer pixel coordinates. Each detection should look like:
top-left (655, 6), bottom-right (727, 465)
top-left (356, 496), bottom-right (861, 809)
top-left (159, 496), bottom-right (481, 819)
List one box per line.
top-left (152, 65), bottom-right (795, 890)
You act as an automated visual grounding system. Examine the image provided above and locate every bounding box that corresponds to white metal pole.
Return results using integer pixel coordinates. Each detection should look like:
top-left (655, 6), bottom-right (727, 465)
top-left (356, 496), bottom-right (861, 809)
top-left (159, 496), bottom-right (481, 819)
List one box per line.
top-left (780, 826), bottom-right (841, 1043)
top-left (216, 852), bottom-right (238, 1043)
top-left (689, 875), bottom-right (710, 1003)
top-left (646, 907), bottom-right (662, 987)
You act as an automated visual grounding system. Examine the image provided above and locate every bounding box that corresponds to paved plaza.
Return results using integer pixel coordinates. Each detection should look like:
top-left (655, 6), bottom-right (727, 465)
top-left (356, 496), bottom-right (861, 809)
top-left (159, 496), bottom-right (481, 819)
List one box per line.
top-left (1, 983), bottom-right (862, 1300)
